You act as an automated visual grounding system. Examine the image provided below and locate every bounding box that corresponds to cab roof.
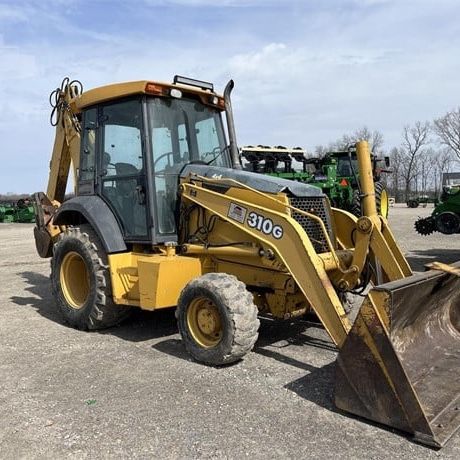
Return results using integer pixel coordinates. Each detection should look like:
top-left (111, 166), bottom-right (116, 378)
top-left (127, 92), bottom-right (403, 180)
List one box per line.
top-left (74, 79), bottom-right (224, 111)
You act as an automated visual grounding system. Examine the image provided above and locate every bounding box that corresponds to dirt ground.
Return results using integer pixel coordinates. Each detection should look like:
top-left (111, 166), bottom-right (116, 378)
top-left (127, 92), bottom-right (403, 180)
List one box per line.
top-left (0, 204), bottom-right (458, 459)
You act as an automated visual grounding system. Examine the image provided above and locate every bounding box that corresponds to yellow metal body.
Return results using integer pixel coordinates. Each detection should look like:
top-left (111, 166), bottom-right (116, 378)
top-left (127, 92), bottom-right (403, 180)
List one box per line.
top-left (108, 252), bottom-right (202, 309)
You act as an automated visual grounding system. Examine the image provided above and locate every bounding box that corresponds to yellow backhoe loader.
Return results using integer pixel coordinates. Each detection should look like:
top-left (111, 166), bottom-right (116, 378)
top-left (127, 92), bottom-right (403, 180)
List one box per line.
top-left (33, 76), bottom-right (459, 448)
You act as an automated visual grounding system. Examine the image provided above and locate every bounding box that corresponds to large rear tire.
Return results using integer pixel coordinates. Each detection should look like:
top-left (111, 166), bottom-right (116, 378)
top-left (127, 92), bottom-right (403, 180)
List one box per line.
top-left (350, 189), bottom-right (362, 217)
top-left (51, 224), bottom-right (131, 330)
top-left (375, 181), bottom-right (389, 218)
top-left (176, 273), bottom-right (260, 365)
top-left (351, 183), bottom-right (389, 217)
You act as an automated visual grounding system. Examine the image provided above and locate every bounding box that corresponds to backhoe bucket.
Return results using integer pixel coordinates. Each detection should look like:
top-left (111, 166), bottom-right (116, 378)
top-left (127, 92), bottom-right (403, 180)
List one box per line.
top-left (335, 265), bottom-right (460, 447)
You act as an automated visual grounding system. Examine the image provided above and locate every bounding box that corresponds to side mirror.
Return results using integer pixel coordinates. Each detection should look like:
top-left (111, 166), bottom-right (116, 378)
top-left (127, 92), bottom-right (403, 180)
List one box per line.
top-left (385, 156), bottom-right (390, 167)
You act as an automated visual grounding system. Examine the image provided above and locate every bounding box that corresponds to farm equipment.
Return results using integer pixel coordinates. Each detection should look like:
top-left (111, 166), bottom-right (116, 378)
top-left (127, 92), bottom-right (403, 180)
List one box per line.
top-left (0, 199), bottom-right (35, 223)
top-left (407, 195), bottom-right (439, 208)
top-left (0, 204), bottom-right (15, 223)
top-left (240, 146), bottom-right (390, 218)
top-left (33, 77), bottom-right (459, 447)
top-left (415, 185), bottom-right (460, 235)
top-left (14, 199), bottom-right (35, 223)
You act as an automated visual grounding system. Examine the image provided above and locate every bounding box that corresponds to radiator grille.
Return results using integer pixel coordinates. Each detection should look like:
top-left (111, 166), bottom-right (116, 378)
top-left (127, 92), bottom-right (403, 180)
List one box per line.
top-left (289, 196), bottom-right (334, 253)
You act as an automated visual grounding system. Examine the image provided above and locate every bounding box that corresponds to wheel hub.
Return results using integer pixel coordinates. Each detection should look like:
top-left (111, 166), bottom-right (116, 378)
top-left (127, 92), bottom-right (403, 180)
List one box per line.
top-left (187, 297), bottom-right (223, 348)
top-left (60, 251), bottom-right (90, 309)
top-left (380, 189), bottom-right (389, 218)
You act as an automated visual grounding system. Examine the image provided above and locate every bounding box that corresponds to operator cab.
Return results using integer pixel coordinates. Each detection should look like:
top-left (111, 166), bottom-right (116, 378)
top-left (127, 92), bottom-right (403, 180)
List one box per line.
top-left (77, 76), bottom-right (232, 245)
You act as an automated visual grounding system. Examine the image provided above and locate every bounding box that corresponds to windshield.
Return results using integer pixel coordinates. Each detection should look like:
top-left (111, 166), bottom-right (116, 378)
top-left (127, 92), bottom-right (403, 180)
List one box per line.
top-left (148, 97), bottom-right (229, 171)
top-left (147, 96), bottom-right (229, 235)
top-left (337, 156), bottom-right (359, 177)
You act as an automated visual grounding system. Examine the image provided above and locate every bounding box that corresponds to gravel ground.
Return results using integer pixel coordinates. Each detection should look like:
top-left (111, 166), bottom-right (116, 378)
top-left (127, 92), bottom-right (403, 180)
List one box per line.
top-left (0, 204), bottom-right (458, 459)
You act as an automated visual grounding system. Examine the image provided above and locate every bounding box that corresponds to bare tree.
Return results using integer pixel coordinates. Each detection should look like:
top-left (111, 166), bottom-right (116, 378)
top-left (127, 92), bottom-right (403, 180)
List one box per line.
top-left (388, 147), bottom-right (404, 201)
top-left (313, 145), bottom-right (330, 157)
top-left (400, 121), bottom-right (431, 200)
top-left (315, 126), bottom-right (384, 156)
top-left (433, 148), bottom-right (456, 194)
top-left (336, 126), bottom-right (384, 153)
top-left (414, 150), bottom-right (432, 194)
top-left (433, 107), bottom-right (460, 160)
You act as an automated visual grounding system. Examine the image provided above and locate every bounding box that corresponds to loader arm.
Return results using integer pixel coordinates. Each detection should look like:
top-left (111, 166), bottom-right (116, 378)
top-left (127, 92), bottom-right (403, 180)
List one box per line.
top-left (181, 141), bottom-right (459, 447)
top-left (180, 176), bottom-right (353, 347)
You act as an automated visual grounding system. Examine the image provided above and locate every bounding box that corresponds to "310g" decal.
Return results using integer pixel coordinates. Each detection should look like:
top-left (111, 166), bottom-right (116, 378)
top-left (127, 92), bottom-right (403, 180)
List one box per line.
top-left (247, 212), bottom-right (283, 239)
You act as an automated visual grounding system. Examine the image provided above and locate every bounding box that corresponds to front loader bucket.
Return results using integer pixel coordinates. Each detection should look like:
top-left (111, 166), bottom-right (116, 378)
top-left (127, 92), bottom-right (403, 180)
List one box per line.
top-left (335, 265), bottom-right (460, 447)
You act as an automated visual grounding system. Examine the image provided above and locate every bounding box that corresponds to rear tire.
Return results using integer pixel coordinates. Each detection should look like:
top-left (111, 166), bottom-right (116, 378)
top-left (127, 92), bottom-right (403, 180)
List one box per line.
top-left (51, 224), bottom-right (131, 330)
top-left (351, 184), bottom-right (389, 217)
top-left (375, 181), bottom-right (389, 218)
top-left (176, 273), bottom-right (260, 365)
top-left (350, 189), bottom-right (362, 217)
top-left (435, 212), bottom-right (460, 235)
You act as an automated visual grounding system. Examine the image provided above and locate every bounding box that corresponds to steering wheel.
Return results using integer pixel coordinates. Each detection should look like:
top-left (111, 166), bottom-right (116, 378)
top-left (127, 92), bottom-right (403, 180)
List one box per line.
top-left (154, 151), bottom-right (174, 168)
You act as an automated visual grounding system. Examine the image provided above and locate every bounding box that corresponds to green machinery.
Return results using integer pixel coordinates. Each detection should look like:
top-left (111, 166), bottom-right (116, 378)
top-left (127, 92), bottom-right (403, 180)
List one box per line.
top-left (406, 195), bottom-right (439, 208)
top-left (415, 185), bottom-right (460, 235)
top-left (0, 204), bottom-right (15, 223)
top-left (15, 199), bottom-right (35, 223)
top-left (240, 146), bottom-right (390, 218)
top-left (0, 199), bottom-right (35, 223)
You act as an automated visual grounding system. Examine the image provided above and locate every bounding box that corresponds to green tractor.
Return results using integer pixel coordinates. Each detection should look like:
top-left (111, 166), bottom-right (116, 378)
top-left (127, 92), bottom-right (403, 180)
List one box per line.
top-left (415, 185), bottom-right (460, 235)
top-left (240, 146), bottom-right (390, 218)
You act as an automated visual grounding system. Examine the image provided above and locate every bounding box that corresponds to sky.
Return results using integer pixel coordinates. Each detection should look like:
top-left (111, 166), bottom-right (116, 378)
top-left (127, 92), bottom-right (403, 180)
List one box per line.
top-left (0, 0), bottom-right (459, 193)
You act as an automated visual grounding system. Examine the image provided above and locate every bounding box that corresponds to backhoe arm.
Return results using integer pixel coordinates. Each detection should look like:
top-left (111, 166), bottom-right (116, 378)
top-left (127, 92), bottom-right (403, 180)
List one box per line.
top-left (46, 78), bottom-right (82, 202)
top-left (33, 78), bottom-right (83, 257)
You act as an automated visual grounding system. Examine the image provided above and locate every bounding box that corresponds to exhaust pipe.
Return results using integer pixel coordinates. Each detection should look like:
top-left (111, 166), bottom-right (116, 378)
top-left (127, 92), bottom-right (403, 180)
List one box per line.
top-left (223, 80), bottom-right (242, 169)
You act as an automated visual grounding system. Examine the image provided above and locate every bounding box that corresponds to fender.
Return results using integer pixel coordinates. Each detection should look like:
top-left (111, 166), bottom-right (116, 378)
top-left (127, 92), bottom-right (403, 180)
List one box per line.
top-left (53, 195), bottom-right (127, 254)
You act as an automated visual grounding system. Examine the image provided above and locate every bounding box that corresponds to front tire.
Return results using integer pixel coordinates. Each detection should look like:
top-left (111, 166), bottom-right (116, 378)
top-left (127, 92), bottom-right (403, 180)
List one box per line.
top-left (51, 225), bottom-right (131, 330)
top-left (176, 273), bottom-right (260, 365)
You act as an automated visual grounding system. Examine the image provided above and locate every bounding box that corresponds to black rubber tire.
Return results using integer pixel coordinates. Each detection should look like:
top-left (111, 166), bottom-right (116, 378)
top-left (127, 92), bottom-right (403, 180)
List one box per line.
top-left (374, 181), bottom-right (389, 217)
top-left (435, 212), bottom-right (460, 235)
top-left (407, 199), bottom-right (419, 208)
top-left (350, 184), bottom-right (388, 217)
top-left (51, 224), bottom-right (131, 330)
top-left (176, 273), bottom-right (260, 365)
top-left (350, 189), bottom-right (362, 217)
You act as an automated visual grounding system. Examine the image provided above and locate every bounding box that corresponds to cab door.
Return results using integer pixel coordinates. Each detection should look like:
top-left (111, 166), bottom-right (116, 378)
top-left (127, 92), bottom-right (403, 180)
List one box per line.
top-left (99, 99), bottom-right (150, 241)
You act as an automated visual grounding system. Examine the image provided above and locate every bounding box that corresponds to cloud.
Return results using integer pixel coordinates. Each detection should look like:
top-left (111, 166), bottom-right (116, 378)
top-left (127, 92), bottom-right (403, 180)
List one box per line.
top-left (0, 0), bottom-right (459, 192)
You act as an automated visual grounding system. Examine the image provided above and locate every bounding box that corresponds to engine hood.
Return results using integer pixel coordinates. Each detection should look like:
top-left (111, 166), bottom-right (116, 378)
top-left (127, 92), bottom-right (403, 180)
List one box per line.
top-left (180, 164), bottom-right (323, 198)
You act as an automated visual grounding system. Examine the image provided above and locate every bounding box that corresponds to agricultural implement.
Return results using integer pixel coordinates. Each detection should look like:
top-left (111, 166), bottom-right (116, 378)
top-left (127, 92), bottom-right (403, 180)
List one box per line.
top-left (240, 146), bottom-right (390, 218)
top-left (415, 185), bottom-right (460, 235)
top-left (0, 199), bottom-right (35, 223)
top-left (0, 204), bottom-right (15, 223)
top-left (407, 195), bottom-right (439, 209)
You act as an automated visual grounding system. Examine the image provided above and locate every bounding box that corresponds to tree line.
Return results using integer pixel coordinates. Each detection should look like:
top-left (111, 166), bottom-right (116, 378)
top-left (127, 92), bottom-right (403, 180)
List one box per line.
top-left (314, 107), bottom-right (460, 202)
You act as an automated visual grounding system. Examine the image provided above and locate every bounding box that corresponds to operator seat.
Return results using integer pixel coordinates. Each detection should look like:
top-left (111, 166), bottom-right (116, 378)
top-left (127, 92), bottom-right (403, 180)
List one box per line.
top-left (113, 162), bottom-right (146, 235)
